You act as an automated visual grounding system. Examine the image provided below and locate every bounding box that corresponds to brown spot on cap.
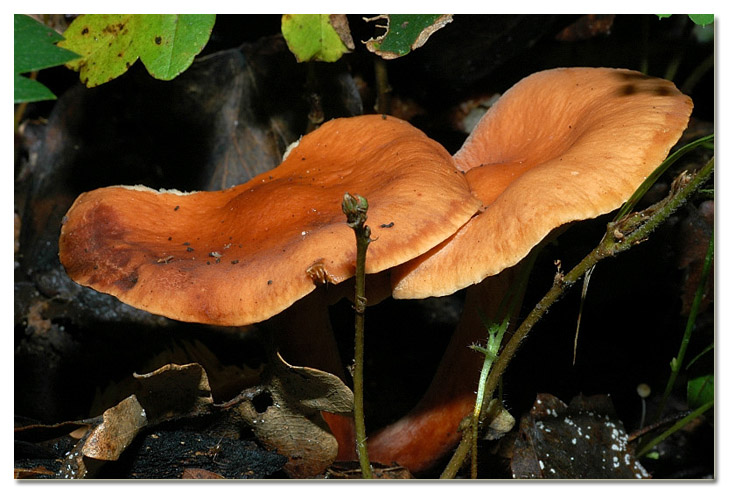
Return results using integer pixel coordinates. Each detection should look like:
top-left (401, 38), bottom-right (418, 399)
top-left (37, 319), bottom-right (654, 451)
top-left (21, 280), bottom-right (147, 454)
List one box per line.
top-left (59, 116), bottom-right (482, 325)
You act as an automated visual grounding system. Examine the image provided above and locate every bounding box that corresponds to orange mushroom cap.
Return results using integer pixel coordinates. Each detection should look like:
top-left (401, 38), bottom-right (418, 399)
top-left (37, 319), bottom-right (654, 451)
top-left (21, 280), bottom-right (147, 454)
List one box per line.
top-left (59, 115), bottom-right (481, 326)
top-left (391, 68), bottom-right (693, 299)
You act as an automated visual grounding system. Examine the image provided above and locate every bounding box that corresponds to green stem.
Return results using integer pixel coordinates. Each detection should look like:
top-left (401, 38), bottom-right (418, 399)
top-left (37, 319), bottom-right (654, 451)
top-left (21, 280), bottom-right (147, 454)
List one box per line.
top-left (439, 156), bottom-right (714, 478)
top-left (654, 231), bottom-right (714, 423)
top-left (469, 327), bottom-right (502, 479)
top-left (637, 400), bottom-right (714, 458)
top-left (342, 192), bottom-right (373, 479)
top-left (468, 254), bottom-right (535, 478)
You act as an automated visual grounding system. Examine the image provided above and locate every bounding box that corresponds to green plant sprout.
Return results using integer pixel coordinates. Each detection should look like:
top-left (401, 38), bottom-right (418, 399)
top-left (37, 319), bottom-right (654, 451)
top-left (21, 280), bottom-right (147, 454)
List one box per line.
top-left (440, 137), bottom-right (714, 478)
top-left (636, 222), bottom-right (713, 459)
top-left (654, 231), bottom-right (714, 421)
top-left (637, 400), bottom-right (713, 458)
top-left (467, 253), bottom-right (536, 479)
top-left (342, 192), bottom-right (374, 479)
top-left (468, 325), bottom-right (508, 478)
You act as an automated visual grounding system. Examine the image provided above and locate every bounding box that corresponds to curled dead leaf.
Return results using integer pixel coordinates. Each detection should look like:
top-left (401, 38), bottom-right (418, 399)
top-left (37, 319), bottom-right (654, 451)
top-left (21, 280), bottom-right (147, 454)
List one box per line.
top-left (60, 363), bottom-right (215, 478)
top-left (83, 395), bottom-right (147, 461)
top-left (133, 362), bottom-right (214, 422)
top-left (224, 353), bottom-right (353, 478)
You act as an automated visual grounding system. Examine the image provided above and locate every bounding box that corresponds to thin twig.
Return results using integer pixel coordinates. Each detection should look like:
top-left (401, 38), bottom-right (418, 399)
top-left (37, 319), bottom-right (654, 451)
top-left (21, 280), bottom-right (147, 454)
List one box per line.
top-left (374, 58), bottom-right (391, 115)
top-left (342, 192), bottom-right (374, 479)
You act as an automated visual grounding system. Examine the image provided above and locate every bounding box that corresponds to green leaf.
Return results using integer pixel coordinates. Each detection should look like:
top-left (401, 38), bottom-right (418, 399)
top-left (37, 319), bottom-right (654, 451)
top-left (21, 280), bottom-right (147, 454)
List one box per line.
top-left (58, 14), bottom-right (215, 88)
top-left (364, 14), bottom-right (453, 59)
top-left (687, 374), bottom-right (714, 409)
top-left (14, 74), bottom-right (56, 103)
top-left (281, 14), bottom-right (354, 63)
top-left (135, 14), bottom-right (216, 80)
top-left (14, 14), bottom-right (80, 103)
top-left (656, 14), bottom-right (714, 26)
top-left (688, 14), bottom-right (714, 26)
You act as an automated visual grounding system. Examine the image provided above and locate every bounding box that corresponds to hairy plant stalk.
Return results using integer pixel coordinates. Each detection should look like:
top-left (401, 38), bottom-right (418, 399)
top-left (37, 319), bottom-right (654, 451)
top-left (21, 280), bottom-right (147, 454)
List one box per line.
top-left (468, 254), bottom-right (535, 478)
top-left (342, 192), bottom-right (373, 479)
top-left (440, 156), bottom-right (714, 478)
top-left (469, 327), bottom-right (503, 479)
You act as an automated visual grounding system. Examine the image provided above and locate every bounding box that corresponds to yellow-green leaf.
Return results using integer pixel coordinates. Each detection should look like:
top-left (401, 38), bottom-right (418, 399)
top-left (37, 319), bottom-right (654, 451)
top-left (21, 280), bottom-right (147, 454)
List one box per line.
top-left (59, 14), bottom-right (137, 87)
top-left (58, 14), bottom-right (215, 88)
top-left (281, 14), bottom-right (354, 63)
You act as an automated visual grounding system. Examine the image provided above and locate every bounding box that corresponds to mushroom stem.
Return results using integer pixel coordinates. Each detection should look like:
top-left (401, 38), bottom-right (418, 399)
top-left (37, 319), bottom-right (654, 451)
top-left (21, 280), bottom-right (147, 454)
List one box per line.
top-left (268, 289), bottom-right (356, 460)
top-left (364, 267), bottom-right (521, 473)
top-left (342, 192), bottom-right (374, 478)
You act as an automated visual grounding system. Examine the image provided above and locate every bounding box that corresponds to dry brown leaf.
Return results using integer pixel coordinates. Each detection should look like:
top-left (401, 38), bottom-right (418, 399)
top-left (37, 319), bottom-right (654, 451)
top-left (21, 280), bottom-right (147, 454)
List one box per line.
top-left (482, 398), bottom-right (516, 441)
top-left (182, 467), bottom-right (225, 479)
top-left (510, 393), bottom-right (650, 479)
top-left (14, 466), bottom-right (57, 479)
top-left (83, 395), bottom-right (147, 461)
top-left (58, 363), bottom-right (215, 478)
top-left (226, 352), bottom-right (353, 478)
top-left (133, 362), bottom-right (214, 422)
